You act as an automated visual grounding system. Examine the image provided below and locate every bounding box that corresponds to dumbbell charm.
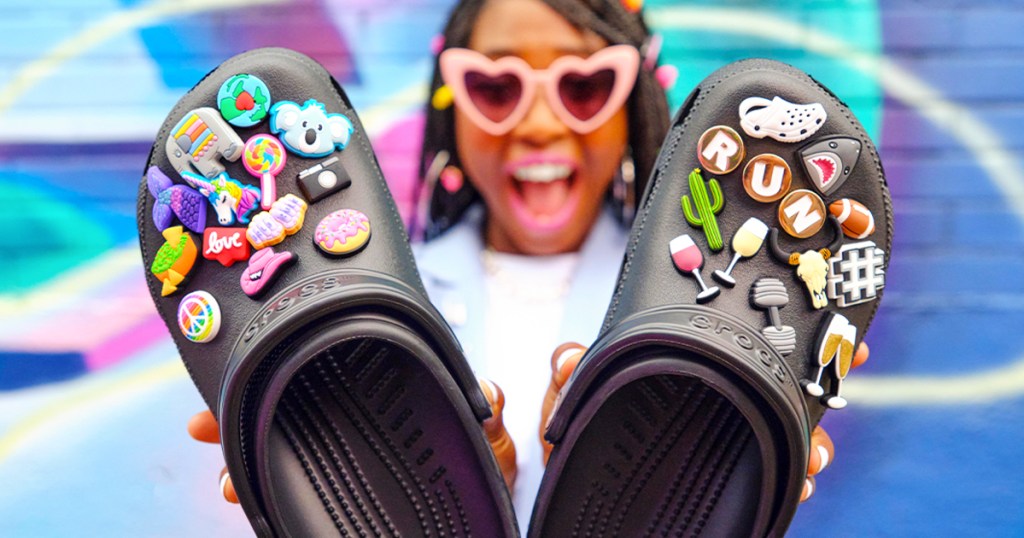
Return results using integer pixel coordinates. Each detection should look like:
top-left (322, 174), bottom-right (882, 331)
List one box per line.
top-left (750, 277), bottom-right (797, 356)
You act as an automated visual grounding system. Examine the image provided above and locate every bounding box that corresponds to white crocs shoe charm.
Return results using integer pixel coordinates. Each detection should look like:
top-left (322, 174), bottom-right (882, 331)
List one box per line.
top-left (739, 96), bottom-right (826, 143)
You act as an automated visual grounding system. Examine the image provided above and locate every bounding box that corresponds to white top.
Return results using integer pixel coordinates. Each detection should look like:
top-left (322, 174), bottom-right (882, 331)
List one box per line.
top-left (480, 249), bottom-right (580, 517)
top-left (414, 205), bottom-right (629, 529)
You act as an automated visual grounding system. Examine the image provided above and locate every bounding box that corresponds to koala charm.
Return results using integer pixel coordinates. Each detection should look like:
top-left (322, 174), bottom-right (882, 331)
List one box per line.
top-left (166, 107), bottom-right (244, 179)
top-left (269, 100), bottom-right (354, 158)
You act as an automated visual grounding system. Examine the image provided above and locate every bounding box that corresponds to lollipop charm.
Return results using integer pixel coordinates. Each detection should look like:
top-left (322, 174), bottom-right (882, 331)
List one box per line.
top-left (243, 134), bottom-right (287, 210)
top-left (669, 234), bottom-right (719, 303)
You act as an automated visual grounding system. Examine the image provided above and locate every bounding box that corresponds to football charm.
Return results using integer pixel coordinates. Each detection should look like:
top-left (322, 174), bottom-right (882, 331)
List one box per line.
top-left (829, 198), bottom-right (875, 239)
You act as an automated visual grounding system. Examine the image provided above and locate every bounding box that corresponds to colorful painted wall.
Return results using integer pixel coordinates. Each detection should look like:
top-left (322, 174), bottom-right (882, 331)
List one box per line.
top-left (1, 0), bottom-right (1022, 535)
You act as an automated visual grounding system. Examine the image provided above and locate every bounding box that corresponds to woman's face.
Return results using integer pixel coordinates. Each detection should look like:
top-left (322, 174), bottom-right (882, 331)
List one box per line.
top-left (456, 0), bottom-right (629, 255)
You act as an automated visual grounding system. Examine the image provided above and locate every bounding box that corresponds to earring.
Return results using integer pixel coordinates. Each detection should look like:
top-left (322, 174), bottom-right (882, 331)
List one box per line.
top-left (613, 149), bottom-right (636, 224)
top-left (440, 165), bottom-right (464, 193)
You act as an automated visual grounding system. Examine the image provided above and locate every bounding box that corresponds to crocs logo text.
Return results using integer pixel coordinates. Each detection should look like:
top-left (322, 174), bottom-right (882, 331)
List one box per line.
top-left (689, 313), bottom-right (788, 383)
top-left (241, 274), bottom-right (354, 343)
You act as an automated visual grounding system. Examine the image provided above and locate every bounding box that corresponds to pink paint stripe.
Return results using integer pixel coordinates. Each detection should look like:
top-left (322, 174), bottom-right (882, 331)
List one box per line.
top-left (84, 313), bottom-right (171, 370)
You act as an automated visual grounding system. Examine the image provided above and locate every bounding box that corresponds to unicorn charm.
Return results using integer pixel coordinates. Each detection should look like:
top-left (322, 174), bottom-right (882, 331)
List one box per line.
top-left (181, 171), bottom-right (261, 226)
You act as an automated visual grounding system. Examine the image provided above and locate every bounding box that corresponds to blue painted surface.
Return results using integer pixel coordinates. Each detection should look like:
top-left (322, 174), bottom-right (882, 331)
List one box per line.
top-left (0, 0), bottom-right (1021, 536)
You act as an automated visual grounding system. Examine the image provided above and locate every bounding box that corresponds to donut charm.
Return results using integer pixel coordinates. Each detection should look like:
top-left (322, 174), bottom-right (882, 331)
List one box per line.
top-left (314, 209), bottom-right (371, 255)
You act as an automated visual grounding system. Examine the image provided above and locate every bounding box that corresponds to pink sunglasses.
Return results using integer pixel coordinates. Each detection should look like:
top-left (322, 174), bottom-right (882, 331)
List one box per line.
top-left (439, 45), bottom-right (640, 136)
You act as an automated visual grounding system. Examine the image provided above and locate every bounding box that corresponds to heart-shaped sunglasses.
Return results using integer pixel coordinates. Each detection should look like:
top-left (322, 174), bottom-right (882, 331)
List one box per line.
top-left (439, 45), bottom-right (640, 136)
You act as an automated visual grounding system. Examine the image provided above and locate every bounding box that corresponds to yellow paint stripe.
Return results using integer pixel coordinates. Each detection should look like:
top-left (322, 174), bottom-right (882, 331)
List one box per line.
top-left (651, 7), bottom-right (1024, 406)
top-left (0, 0), bottom-right (287, 119)
top-left (0, 358), bottom-right (188, 464)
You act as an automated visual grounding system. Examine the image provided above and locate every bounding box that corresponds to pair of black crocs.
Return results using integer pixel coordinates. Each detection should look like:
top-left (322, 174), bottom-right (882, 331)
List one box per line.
top-left (138, 48), bottom-right (892, 537)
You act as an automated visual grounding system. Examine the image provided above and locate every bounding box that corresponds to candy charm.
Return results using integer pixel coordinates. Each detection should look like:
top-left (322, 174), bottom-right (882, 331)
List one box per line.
top-left (680, 168), bottom-right (725, 251)
top-left (150, 226), bottom-right (198, 297)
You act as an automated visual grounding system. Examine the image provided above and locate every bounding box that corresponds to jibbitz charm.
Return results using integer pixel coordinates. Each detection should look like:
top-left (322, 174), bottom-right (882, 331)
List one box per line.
top-left (799, 136), bottom-right (862, 196)
top-left (778, 189), bottom-right (826, 239)
top-left (242, 134), bottom-right (287, 210)
top-left (697, 126), bottom-right (744, 175)
top-left (742, 154), bottom-right (791, 203)
top-left (804, 312), bottom-right (856, 409)
top-left (750, 278), bottom-right (796, 356)
top-left (315, 209), bottom-right (371, 255)
top-left (217, 74), bottom-right (271, 127)
top-left (177, 291), bottom-right (222, 344)
top-left (241, 247), bottom-right (296, 298)
top-left (270, 100), bottom-right (354, 158)
top-left (297, 156), bottom-right (351, 203)
top-left (182, 171), bottom-right (261, 226)
top-left (713, 217), bottom-right (768, 287)
top-left (826, 240), bottom-right (886, 307)
top-left (681, 168), bottom-right (725, 251)
top-left (669, 234), bottom-right (719, 303)
top-left (768, 216), bottom-right (844, 310)
top-left (166, 107), bottom-right (244, 179)
top-left (739, 96), bottom-right (826, 143)
top-left (829, 198), bottom-right (875, 239)
top-left (246, 194), bottom-right (308, 250)
top-left (203, 227), bottom-right (250, 267)
top-left (147, 166), bottom-right (207, 233)
top-left (150, 226), bottom-right (198, 297)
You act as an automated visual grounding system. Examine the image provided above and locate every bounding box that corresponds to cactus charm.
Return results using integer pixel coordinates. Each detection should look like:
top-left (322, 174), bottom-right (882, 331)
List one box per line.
top-left (681, 168), bottom-right (726, 251)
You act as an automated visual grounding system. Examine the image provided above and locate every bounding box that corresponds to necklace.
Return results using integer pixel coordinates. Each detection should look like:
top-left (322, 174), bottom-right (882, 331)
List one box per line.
top-left (480, 248), bottom-right (577, 303)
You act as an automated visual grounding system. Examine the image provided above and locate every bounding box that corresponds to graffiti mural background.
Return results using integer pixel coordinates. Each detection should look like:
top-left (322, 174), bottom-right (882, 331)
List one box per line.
top-left (1, 0), bottom-right (1022, 535)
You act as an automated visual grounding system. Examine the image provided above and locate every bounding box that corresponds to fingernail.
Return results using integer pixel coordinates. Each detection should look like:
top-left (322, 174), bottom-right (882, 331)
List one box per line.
top-left (221, 471), bottom-right (239, 503)
top-left (555, 348), bottom-right (580, 372)
top-left (801, 478), bottom-right (814, 502)
top-left (815, 444), bottom-right (831, 474)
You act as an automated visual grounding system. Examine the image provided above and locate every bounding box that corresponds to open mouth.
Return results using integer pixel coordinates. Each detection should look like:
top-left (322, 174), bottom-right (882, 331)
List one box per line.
top-left (505, 157), bottom-right (581, 233)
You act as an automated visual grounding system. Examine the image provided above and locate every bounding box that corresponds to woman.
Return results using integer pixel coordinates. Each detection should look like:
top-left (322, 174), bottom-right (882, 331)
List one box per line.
top-left (191, 0), bottom-right (863, 528)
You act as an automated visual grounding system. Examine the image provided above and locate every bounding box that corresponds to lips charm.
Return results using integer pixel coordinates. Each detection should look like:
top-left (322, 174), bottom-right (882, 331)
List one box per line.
top-left (240, 247), bottom-right (297, 298)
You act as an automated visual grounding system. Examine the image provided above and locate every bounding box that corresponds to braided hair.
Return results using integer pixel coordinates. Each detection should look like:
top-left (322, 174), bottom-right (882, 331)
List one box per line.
top-left (417, 0), bottom-right (670, 240)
